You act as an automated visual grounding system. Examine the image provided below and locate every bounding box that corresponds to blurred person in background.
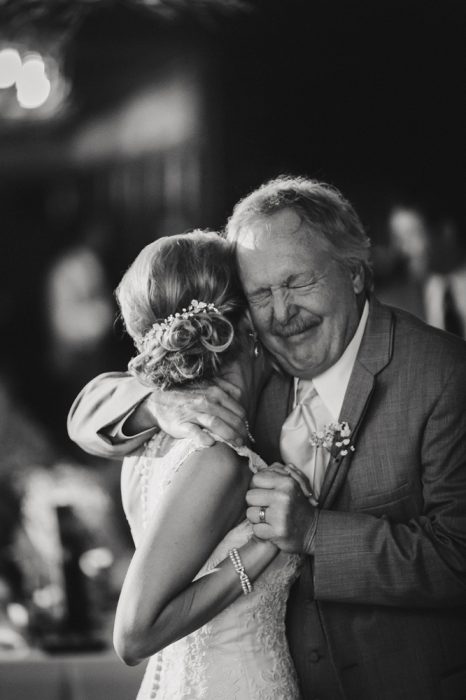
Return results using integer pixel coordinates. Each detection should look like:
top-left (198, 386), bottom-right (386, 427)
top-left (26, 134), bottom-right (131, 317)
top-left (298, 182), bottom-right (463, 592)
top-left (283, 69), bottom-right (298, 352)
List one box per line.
top-left (0, 473), bottom-right (28, 656)
top-left (0, 367), bottom-right (126, 652)
top-left (5, 220), bottom-right (129, 458)
top-left (0, 236), bottom-right (132, 653)
top-left (375, 201), bottom-right (466, 338)
top-left (0, 369), bottom-right (62, 654)
top-left (69, 176), bottom-right (466, 700)
top-left (423, 217), bottom-right (466, 338)
top-left (41, 243), bottom-right (122, 454)
top-left (375, 203), bottom-right (431, 319)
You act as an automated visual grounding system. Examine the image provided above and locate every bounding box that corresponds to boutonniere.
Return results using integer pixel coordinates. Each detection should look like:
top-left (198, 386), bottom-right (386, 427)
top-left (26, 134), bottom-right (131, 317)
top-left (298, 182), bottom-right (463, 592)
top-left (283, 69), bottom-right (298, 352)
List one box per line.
top-left (309, 421), bottom-right (356, 461)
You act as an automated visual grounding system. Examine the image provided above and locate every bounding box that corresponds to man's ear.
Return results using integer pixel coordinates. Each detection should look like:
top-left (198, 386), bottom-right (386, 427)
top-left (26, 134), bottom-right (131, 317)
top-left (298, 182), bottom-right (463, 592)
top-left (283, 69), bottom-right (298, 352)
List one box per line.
top-left (241, 308), bottom-right (254, 332)
top-left (351, 265), bottom-right (365, 295)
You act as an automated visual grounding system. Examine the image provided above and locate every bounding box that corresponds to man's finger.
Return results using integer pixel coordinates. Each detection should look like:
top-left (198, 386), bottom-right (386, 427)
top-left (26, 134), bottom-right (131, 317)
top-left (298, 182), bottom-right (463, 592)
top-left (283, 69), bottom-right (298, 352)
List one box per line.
top-left (251, 523), bottom-right (275, 540)
top-left (196, 412), bottom-right (247, 444)
top-left (246, 505), bottom-right (272, 524)
top-left (213, 377), bottom-right (243, 404)
top-left (245, 488), bottom-right (274, 506)
top-left (266, 465), bottom-right (291, 476)
top-left (284, 465), bottom-right (313, 498)
top-left (251, 470), bottom-right (293, 490)
top-left (204, 383), bottom-right (246, 420)
top-left (181, 424), bottom-right (216, 447)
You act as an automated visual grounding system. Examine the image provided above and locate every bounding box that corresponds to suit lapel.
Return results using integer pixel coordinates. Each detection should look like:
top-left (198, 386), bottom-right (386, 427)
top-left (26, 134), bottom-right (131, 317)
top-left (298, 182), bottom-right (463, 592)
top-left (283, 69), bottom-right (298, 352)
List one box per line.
top-left (319, 362), bottom-right (374, 506)
top-left (319, 298), bottom-right (394, 508)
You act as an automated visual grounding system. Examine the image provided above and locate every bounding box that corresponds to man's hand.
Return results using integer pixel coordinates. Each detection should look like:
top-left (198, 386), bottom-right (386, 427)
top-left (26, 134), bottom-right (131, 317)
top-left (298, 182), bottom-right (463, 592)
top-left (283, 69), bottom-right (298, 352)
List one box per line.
top-left (246, 467), bottom-right (318, 554)
top-left (125, 377), bottom-right (248, 447)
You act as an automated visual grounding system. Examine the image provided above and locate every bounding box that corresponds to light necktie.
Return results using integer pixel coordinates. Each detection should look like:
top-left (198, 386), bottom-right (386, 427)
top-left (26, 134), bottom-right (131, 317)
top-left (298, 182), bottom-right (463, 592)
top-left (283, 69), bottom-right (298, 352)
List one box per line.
top-left (279, 380), bottom-right (334, 500)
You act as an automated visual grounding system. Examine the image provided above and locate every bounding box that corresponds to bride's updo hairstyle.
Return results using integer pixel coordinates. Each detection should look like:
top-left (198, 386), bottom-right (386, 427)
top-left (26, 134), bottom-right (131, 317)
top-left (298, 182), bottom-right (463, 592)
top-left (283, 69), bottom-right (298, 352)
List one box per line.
top-left (116, 230), bottom-right (247, 389)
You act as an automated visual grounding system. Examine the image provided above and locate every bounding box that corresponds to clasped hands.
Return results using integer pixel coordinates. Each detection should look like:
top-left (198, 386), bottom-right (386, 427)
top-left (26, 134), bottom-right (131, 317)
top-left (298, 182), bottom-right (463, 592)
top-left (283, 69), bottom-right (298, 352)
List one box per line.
top-left (246, 464), bottom-right (319, 555)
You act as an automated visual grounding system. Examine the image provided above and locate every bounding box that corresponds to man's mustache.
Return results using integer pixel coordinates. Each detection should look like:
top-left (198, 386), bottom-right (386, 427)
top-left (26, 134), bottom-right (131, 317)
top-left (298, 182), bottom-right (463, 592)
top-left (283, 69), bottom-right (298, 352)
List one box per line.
top-left (272, 319), bottom-right (319, 338)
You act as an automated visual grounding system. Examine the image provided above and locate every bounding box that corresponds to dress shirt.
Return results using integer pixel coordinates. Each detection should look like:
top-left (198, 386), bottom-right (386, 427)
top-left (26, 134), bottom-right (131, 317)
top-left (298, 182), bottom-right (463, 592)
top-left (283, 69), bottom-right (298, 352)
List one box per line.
top-left (311, 299), bottom-right (369, 420)
top-left (279, 301), bottom-right (369, 496)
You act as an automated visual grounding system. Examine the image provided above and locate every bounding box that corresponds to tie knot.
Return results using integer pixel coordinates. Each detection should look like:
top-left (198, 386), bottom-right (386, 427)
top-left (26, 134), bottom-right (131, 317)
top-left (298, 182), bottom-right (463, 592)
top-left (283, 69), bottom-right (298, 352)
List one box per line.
top-left (296, 380), bottom-right (318, 405)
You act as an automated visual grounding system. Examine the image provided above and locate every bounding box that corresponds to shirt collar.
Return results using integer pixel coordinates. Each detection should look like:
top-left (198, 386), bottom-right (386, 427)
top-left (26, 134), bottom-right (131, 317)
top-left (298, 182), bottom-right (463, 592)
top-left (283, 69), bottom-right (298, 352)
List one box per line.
top-left (294, 300), bottom-right (369, 421)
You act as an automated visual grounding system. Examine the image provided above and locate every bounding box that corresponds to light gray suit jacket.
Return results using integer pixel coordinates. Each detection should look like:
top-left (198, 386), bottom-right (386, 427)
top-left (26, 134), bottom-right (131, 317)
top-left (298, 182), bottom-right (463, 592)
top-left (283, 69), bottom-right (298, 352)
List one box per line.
top-left (253, 299), bottom-right (466, 700)
top-left (68, 299), bottom-right (466, 699)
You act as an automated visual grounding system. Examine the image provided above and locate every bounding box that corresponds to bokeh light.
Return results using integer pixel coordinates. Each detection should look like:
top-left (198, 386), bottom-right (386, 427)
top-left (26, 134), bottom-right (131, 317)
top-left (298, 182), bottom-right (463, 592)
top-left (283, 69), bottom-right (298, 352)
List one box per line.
top-left (16, 53), bottom-right (52, 109)
top-left (0, 47), bottom-right (22, 88)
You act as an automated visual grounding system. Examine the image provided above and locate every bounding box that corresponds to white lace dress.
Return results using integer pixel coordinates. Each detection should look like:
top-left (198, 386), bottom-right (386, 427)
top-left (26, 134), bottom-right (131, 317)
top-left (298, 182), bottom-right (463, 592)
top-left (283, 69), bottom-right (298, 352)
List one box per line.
top-left (121, 432), bottom-right (302, 700)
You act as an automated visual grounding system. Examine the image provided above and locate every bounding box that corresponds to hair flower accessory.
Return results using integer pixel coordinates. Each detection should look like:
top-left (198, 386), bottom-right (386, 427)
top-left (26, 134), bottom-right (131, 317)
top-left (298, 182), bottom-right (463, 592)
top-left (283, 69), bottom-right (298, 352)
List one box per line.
top-left (143, 299), bottom-right (219, 345)
top-left (309, 420), bottom-right (356, 460)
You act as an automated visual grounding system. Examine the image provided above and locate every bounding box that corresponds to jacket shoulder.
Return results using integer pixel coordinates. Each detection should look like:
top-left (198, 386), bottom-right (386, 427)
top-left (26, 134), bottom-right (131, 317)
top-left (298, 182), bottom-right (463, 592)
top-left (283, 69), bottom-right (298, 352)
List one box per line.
top-left (377, 304), bottom-right (466, 403)
top-left (388, 304), bottom-right (466, 366)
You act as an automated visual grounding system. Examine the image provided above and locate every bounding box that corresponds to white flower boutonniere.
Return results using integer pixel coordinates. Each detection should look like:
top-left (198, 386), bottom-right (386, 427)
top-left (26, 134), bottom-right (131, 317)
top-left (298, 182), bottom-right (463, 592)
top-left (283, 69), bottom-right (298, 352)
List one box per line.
top-left (309, 421), bottom-right (356, 461)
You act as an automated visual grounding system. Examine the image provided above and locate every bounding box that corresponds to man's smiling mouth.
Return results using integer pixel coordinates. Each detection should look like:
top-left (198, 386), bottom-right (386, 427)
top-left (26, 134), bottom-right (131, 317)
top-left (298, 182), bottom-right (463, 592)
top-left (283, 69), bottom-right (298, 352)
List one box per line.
top-left (276, 321), bottom-right (319, 338)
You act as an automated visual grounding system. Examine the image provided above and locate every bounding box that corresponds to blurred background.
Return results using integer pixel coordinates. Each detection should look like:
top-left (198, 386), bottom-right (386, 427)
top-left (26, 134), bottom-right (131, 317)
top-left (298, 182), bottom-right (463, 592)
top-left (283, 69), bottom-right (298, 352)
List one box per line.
top-left (0, 0), bottom-right (464, 697)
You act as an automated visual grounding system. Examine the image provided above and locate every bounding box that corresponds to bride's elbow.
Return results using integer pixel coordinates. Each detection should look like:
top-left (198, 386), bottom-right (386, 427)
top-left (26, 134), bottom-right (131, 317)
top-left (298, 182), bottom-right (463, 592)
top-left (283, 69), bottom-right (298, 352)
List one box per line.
top-left (113, 636), bottom-right (140, 666)
top-left (113, 620), bottom-right (146, 666)
top-left (113, 617), bottom-right (166, 666)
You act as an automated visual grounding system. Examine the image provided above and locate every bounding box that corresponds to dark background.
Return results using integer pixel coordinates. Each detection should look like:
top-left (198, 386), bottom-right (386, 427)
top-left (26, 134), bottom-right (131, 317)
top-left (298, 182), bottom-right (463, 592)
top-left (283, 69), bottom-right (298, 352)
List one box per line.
top-left (0, 0), bottom-right (464, 462)
top-left (0, 0), bottom-right (464, 667)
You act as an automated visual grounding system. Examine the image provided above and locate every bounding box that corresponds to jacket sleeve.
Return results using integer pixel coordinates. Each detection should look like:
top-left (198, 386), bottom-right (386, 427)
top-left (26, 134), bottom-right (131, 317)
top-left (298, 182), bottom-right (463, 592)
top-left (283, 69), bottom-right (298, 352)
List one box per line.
top-left (67, 372), bottom-right (156, 458)
top-left (313, 360), bottom-right (466, 608)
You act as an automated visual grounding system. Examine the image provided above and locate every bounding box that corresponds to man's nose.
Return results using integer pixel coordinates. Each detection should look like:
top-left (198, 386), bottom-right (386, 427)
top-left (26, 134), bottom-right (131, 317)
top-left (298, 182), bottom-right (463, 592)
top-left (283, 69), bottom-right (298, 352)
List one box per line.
top-left (271, 287), bottom-right (292, 325)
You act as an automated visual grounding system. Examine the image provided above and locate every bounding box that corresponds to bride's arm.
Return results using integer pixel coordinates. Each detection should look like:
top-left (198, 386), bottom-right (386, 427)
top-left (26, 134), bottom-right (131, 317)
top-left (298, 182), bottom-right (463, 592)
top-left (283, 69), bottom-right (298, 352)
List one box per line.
top-left (113, 442), bottom-right (277, 666)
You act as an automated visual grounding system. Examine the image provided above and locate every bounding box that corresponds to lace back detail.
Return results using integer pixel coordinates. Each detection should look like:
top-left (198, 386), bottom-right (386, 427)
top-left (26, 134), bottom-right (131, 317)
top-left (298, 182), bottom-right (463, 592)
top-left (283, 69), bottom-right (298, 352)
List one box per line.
top-left (122, 435), bottom-right (302, 699)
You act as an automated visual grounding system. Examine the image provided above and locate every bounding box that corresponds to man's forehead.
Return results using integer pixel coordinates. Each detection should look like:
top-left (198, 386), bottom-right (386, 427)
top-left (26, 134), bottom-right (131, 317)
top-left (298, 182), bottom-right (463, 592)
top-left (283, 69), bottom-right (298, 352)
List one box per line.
top-left (235, 211), bottom-right (333, 293)
top-left (237, 207), bottom-right (304, 251)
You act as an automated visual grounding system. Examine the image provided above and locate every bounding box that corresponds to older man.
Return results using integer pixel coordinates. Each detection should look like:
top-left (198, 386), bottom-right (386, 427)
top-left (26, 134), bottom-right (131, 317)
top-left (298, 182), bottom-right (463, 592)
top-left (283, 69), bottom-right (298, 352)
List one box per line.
top-left (68, 177), bottom-right (466, 700)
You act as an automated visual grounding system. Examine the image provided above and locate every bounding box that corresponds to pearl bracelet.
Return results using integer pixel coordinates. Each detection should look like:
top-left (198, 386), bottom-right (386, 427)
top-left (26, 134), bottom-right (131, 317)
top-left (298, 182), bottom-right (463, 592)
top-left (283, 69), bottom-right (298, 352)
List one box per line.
top-left (228, 547), bottom-right (253, 595)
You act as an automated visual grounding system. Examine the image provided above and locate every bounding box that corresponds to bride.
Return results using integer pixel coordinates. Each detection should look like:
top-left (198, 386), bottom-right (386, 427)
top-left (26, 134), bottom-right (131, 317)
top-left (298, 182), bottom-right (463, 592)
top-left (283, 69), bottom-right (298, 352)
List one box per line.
top-left (113, 229), bottom-right (303, 699)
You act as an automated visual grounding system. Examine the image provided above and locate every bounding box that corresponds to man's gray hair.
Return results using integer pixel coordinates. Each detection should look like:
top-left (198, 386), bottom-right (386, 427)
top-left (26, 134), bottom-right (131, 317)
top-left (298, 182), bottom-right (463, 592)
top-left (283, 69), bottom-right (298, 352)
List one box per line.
top-left (226, 175), bottom-right (373, 292)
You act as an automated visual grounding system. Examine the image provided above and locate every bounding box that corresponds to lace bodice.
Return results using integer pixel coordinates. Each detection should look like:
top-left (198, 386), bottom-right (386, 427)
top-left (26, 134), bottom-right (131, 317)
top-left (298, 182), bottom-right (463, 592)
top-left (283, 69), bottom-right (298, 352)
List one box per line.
top-left (121, 432), bottom-right (302, 700)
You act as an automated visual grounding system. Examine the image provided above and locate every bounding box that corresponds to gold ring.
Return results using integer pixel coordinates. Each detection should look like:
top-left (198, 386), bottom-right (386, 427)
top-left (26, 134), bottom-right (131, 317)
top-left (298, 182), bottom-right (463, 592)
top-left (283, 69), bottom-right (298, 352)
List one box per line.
top-left (259, 506), bottom-right (266, 523)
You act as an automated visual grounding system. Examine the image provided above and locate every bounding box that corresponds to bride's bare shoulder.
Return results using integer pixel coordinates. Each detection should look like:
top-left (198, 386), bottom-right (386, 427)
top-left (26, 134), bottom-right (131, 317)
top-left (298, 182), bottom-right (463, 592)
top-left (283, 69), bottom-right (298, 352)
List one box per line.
top-left (180, 440), bottom-right (251, 494)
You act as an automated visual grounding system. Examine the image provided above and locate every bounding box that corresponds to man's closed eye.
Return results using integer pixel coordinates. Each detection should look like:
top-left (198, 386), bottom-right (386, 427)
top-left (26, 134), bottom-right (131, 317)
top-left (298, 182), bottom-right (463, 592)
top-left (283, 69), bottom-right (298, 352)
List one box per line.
top-left (248, 291), bottom-right (271, 306)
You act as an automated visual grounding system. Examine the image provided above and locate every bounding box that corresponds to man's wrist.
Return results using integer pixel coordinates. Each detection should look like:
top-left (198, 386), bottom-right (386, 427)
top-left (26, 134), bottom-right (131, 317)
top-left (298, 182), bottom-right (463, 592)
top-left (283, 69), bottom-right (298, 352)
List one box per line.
top-left (303, 508), bottom-right (319, 555)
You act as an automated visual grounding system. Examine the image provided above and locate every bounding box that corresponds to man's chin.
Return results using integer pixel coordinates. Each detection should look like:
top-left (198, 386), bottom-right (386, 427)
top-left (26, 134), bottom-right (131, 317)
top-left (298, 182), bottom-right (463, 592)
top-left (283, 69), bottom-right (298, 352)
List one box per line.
top-left (271, 343), bottom-right (323, 378)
